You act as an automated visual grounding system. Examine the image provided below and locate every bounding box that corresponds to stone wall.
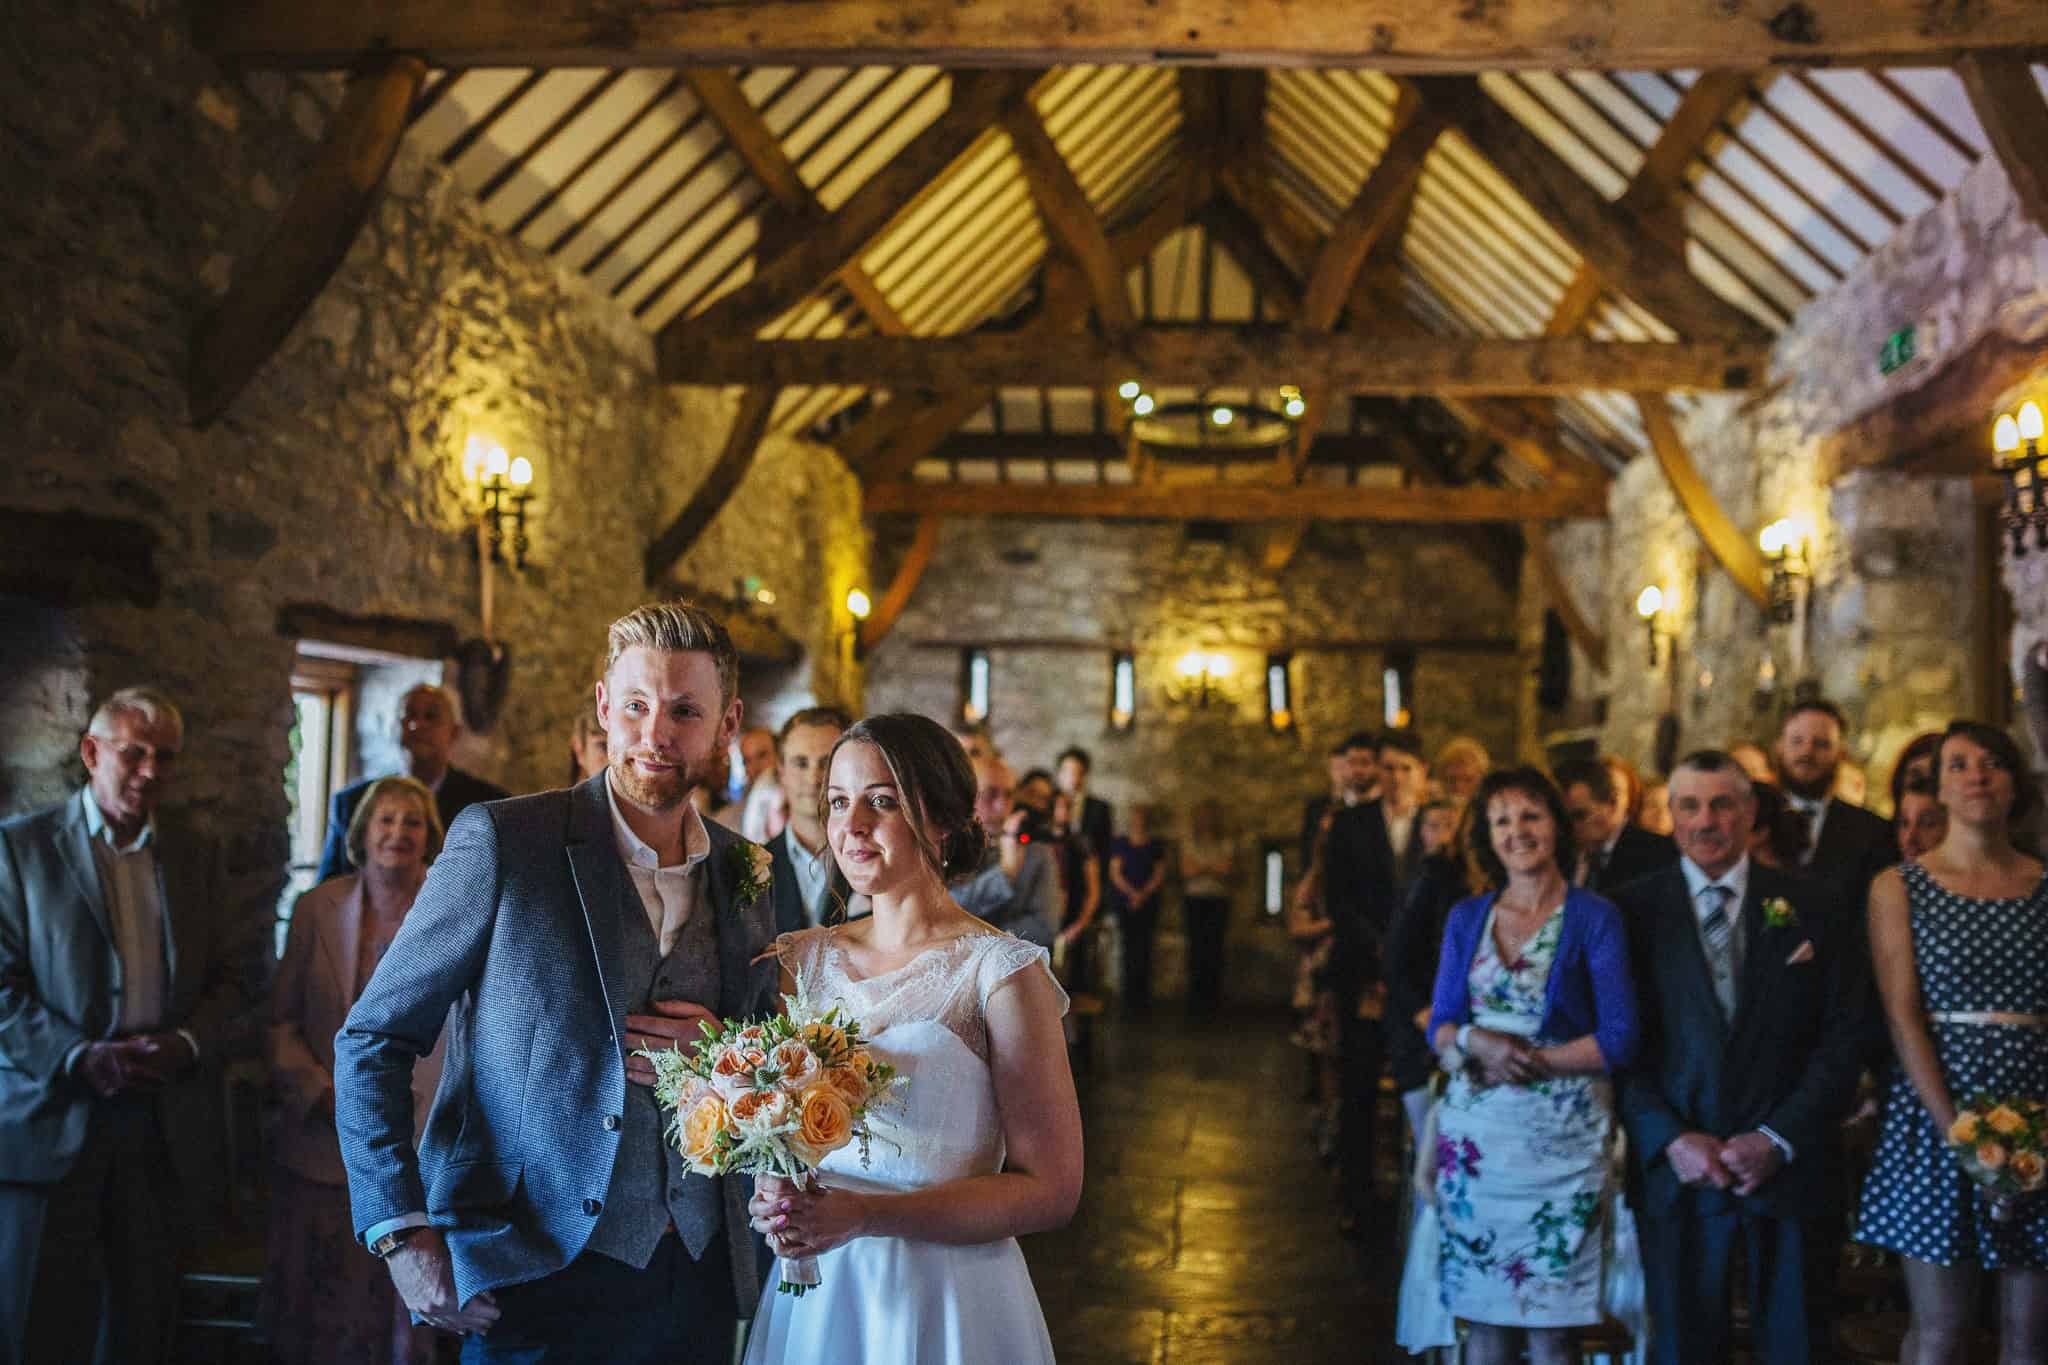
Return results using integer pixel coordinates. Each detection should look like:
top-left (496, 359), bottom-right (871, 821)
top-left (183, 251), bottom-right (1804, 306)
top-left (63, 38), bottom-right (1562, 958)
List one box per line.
top-left (863, 518), bottom-right (1522, 1003)
top-left (0, 0), bottom-right (864, 932)
top-left (1530, 153), bottom-right (2048, 803)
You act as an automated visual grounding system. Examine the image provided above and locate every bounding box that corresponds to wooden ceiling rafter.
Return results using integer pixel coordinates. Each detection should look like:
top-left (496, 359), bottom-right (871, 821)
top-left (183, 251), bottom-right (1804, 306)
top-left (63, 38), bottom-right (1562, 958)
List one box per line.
top-left (193, 1), bottom-right (2048, 71)
top-left (677, 67), bottom-right (910, 339)
top-left (1958, 55), bottom-right (2048, 235)
top-left (862, 479), bottom-right (1604, 523)
top-left (644, 386), bottom-right (780, 583)
top-left (857, 514), bottom-right (943, 653)
top-left (189, 53), bottom-right (427, 427)
top-left (1633, 393), bottom-right (1769, 608)
top-left (1002, 96), bottom-right (1135, 330)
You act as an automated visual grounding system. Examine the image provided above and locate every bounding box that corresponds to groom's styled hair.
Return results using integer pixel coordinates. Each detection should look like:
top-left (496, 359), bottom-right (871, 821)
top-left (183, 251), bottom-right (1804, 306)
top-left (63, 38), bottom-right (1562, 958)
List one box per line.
top-left (605, 599), bottom-right (740, 703)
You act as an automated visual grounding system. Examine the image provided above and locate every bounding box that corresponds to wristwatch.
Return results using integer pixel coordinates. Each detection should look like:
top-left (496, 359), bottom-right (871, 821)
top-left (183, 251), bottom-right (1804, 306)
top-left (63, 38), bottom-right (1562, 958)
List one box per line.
top-left (369, 1226), bottom-right (425, 1259)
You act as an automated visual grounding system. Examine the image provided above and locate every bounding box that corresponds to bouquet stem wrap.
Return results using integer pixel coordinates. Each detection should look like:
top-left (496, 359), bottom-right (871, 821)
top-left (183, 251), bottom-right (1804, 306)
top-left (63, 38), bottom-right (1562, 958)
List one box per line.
top-left (778, 1171), bottom-right (822, 1296)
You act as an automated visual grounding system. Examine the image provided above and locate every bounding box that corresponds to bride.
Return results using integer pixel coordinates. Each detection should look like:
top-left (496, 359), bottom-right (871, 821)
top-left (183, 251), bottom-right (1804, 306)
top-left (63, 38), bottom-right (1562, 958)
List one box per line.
top-left (742, 713), bottom-right (1082, 1364)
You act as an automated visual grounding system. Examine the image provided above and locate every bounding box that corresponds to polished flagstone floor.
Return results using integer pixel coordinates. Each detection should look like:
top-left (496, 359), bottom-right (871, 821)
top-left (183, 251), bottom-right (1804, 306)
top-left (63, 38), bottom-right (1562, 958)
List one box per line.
top-left (1024, 1009), bottom-right (1404, 1365)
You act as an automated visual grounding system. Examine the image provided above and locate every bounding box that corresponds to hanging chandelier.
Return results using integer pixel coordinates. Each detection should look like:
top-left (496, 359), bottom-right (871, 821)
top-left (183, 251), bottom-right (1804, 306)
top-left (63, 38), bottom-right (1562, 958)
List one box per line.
top-left (1118, 380), bottom-right (1306, 462)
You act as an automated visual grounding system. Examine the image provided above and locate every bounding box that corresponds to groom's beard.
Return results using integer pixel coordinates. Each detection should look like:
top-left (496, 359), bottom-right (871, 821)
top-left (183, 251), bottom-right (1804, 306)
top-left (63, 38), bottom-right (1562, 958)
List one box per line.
top-left (610, 744), bottom-right (720, 811)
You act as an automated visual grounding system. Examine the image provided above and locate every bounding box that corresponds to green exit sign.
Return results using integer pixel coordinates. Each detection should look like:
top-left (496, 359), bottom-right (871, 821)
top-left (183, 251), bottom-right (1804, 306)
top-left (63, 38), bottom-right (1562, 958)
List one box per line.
top-left (1879, 326), bottom-right (1917, 375)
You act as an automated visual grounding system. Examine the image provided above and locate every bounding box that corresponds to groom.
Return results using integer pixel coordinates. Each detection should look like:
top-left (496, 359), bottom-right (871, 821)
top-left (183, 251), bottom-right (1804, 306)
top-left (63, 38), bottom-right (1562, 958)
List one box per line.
top-left (335, 601), bottom-right (782, 1363)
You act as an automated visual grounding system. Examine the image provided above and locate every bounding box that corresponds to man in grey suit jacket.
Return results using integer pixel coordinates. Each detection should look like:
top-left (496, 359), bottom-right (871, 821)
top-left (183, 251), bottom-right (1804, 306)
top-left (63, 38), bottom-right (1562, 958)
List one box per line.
top-left (336, 602), bottom-right (782, 1363)
top-left (0, 687), bottom-right (256, 1364)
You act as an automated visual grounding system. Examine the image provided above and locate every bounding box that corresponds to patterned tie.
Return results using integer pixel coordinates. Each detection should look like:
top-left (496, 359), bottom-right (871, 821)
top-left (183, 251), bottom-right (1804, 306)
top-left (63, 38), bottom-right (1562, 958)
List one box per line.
top-left (1700, 884), bottom-right (1739, 1020)
top-left (1786, 795), bottom-right (1825, 866)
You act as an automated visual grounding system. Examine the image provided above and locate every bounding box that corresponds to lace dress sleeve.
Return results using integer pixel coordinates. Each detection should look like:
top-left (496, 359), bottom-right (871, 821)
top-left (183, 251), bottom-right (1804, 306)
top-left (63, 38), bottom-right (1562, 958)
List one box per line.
top-left (977, 935), bottom-right (1070, 1020)
top-left (767, 926), bottom-right (829, 989)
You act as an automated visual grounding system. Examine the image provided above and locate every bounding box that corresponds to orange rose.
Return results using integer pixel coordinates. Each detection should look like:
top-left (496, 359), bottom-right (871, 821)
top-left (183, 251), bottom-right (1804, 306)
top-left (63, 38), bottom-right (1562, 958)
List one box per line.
top-left (1989, 1105), bottom-right (2028, 1137)
top-left (680, 1095), bottom-right (730, 1175)
top-left (1977, 1141), bottom-right (2009, 1172)
top-left (771, 1039), bottom-right (821, 1093)
top-left (801, 1022), bottom-right (849, 1060)
top-left (2013, 1151), bottom-right (2047, 1191)
top-left (1950, 1111), bottom-right (1984, 1145)
top-left (711, 1045), bottom-right (758, 1101)
top-left (729, 1088), bottom-right (792, 1132)
top-left (824, 1063), bottom-right (869, 1108)
top-left (791, 1084), bottom-right (855, 1164)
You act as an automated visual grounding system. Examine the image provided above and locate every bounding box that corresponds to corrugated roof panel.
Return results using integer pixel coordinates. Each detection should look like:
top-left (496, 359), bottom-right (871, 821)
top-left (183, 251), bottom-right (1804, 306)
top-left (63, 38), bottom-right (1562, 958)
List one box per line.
top-left (810, 70), bottom-right (951, 212)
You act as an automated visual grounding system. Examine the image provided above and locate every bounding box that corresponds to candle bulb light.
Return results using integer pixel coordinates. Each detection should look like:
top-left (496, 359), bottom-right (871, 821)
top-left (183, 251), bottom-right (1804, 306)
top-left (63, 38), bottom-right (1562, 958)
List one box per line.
top-left (1993, 400), bottom-right (2048, 557)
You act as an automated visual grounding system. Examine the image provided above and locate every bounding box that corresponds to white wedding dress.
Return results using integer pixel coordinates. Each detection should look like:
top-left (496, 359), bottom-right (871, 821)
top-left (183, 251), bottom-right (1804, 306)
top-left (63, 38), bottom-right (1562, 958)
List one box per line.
top-left (742, 926), bottom-right (1067, 1365)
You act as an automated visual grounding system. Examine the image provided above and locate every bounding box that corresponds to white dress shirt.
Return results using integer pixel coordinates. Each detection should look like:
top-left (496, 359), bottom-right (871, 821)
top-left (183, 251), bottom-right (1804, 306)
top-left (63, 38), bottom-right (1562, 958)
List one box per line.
top-left (80, 790), bottom-right (167, 1036)
top-left (605, 776), bottom-right (712, 955)
top-left (785, 830), bottom-right (834, 928)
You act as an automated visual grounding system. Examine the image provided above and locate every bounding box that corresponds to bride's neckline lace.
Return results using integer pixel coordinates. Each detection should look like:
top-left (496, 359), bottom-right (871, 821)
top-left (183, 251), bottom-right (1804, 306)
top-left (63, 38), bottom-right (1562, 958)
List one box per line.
top-left (823, 927), bottom-right (999, 985)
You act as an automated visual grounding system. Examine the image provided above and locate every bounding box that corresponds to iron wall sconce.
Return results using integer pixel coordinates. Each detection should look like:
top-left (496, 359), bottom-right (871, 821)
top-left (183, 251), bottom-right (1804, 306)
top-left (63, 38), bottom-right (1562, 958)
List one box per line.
top-left (1168, 649), bottom-right (1237, 708)
top-left (1993, 401), bottom-right (2047, 557)
top-left (1757, 518), bottom-right (1811, 626)
top-left (463, 435), bottom-right (534, 569)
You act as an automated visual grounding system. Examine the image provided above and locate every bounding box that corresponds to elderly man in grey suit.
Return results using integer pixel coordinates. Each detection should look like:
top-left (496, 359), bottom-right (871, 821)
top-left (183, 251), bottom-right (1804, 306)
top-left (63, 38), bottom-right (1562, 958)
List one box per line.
top-left (0, 686), bottom-right (255, 1364)
top-left (336, 601), bottom-right (782, 1363)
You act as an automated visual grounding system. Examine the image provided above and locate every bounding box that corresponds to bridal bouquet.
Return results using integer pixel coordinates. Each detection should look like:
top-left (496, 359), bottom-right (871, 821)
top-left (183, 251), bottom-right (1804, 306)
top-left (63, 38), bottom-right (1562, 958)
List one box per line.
top-left (1948, 1094), bottom-right (2048, 1223)
top-left (640, 971), bottom-right (901, 1295)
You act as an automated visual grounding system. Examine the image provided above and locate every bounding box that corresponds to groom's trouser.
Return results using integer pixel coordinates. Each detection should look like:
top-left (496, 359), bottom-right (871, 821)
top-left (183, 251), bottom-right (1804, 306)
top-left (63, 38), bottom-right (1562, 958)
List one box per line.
top-left (1644, 1207), bottom-right (1811, 1365)
top-left (464, 1229), bottom-right (734, 1365)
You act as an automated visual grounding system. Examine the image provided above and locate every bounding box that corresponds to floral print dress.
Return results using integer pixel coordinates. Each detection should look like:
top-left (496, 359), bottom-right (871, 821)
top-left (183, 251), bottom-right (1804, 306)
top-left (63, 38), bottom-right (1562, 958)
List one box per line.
top-left (1436, 903), bottom-right (1615, 1327)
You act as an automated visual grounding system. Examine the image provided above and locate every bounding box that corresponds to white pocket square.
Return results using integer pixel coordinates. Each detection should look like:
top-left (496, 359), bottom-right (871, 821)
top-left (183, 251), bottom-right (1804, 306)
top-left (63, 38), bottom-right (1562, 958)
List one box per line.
top-left (1785, 940), bottom-right (1815, 965)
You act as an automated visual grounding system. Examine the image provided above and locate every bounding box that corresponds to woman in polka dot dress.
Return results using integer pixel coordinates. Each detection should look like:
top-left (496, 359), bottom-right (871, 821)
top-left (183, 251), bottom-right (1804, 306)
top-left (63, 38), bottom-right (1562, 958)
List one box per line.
top-left (1857, 720), bottom-right (2048, 1362)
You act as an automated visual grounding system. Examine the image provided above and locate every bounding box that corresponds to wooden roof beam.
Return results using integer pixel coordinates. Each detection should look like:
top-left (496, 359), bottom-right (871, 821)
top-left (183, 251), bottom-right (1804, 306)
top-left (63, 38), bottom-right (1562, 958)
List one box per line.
top-left (1959, 55), bottom-right (2048, 236)
top-left (1634, 394), bottom-right (1768, 608)
top-left (644, 387), bottom-right (779, 583)
top-left (193, 1), bottom-right (2048, 71)
top-left (662, 70), bottom-right (1033, 341)
top-left (1523, 520), bottom-right (1609, 673)
top-left (857, 515), bottom-right (942, 654)
top-left (188, 55), bottom-right (425, 426)
top-left (662, 330), bottom-right (1767, 394)
top-left (1411, 75), bottom-right (1769, 344)
top-left (679, 68), bottom-right (907, 335)
top-left (1002, 99), bottom-right (1134, 329)
top-left (863, 479), bottom-right (1605, 523)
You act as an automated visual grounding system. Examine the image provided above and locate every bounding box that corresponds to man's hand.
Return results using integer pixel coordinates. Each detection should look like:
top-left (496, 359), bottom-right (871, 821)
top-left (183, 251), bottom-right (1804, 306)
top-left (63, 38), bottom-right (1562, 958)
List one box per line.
top-left (78, 1041), bottom-right (135, 1098)
top-left (1665, 1131), bottom-right (1733, 1189)
top-left (1718, 1131), bottom-right (1786, 1196)
top-left (385, 1228), bottom-right (500, 1334)
top-left (123, 1032), bottom-right (194, 1085)
top-left (624, 998), bottom-right (720, 1087)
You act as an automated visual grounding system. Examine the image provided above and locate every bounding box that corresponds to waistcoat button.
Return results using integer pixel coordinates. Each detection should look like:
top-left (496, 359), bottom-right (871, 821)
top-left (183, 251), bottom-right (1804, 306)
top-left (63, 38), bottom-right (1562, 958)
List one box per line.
top-left (582, 1198), bottom-right (603, 1216)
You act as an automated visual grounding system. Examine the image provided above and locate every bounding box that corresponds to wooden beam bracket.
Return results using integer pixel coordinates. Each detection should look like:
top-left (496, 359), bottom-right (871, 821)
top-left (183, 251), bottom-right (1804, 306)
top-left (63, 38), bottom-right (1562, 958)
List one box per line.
top-left (857, 515), bottom-right (942, 654)
top-left (644, 388), bottom-right (779, 584)
top-left (1634, 394), bottom-right (1769, 608)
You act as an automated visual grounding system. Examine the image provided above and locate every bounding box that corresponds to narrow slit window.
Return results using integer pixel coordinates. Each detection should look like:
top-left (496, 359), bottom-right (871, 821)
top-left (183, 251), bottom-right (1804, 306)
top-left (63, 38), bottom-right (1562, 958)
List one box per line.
top-left (1263, 846), bottom-right (1286, 918)
top-left (1265, 652), bottom-right (1294, 732)
top-left (1384, 647), bottom-right (1417, 730)
top-left (1109, 651), bottom-right (1136, 731)
top-left (961, 648), bottom-right (992, 726)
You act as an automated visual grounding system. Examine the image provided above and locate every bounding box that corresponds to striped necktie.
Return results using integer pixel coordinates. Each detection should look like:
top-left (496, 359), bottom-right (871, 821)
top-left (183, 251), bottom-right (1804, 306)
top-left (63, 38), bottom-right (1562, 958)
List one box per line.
top-left (1700, 884), bottom-right (1739, 1020)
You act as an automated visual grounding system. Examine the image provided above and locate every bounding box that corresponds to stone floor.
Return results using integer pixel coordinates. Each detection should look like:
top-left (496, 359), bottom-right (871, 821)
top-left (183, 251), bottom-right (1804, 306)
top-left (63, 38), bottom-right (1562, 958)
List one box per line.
top-left (1024, 1008), bottom-right (1405, 1365)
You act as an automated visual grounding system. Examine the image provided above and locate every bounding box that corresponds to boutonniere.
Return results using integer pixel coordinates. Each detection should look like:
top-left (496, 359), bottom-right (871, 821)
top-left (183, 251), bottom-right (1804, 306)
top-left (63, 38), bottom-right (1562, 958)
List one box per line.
top-left (1762, 896), bottom-right (1798, 931)
top-left (728, 841), bottom-right (773, 910)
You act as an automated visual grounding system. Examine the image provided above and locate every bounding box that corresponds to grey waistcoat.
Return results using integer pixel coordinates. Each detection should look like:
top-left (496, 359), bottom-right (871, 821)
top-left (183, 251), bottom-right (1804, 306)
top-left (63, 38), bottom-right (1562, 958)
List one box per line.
top-left (583, 874), bottom-right (724, 1268)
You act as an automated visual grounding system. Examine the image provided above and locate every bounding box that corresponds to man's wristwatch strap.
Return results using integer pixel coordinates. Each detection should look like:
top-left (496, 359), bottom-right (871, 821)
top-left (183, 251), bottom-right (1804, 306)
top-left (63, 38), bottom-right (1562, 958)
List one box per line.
top-left (369, 1226), bottom-right (425, 1259)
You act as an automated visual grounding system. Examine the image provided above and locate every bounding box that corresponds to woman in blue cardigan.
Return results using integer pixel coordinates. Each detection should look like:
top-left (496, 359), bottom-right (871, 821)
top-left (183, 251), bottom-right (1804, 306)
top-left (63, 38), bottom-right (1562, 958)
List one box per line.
top-left (1427, 767), bottom-right (1640, 1365)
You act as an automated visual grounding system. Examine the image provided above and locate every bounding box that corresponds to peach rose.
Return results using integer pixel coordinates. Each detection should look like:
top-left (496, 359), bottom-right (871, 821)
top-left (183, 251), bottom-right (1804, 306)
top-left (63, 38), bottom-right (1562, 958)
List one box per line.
top-left (845, 1048), bottom-right (878, 1082)
top-left (1977, 1142), bottom-right (2009, 1172)
top-left (1950, 1111), bottom-right (1984, 1145)
top-left (801, 1021), bottom-right (849, 1060)
top-left (711, 1044), bottom-right (760, 1101)
top-left (729, 1087), bottom-right (793, 1133)
top-left (771, 1039), bottom-right (822, 1092)
top-left (1989, 1105), bottom-right (2028, 1137)
top-left (2014, 1151), bottom-right (2047, 1192)
top-left (824, 1063), bottom-right (870, 1108)
top-left (791, 1084), bottom-right (855, 1164)
top-left (680, 1095), bottom-right (730, 1175)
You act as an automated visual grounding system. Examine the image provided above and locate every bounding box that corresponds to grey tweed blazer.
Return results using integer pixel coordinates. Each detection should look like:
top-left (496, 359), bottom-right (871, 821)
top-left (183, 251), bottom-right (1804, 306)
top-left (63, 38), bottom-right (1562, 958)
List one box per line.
top-left (334, 773), bottom-right (780, 1309)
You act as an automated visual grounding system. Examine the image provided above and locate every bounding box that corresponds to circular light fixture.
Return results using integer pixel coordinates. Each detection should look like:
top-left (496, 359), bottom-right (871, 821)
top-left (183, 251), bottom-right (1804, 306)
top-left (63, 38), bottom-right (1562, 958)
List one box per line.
top-left (846, 588), bottom-right (873, 621)
top-left (1996, 413), bottom-right (2022, 455)
top-left (1635, 585), bottom-right (1664, 620)
top-left (1283, 396), bottom-right (1307, 419)
top-left (1132, 393), bottom-right (1156, 416)
top-left (508, 456), bottom-right (534, 488)
top-left (1758, 519), bottom-right (1791, 555)
top-left (1117, 380), bottom-right (1142, 400)
top-left (1210, 406), bottom-right (1235, 427)
top-left (2021, 400), bottom-right (2046, 442)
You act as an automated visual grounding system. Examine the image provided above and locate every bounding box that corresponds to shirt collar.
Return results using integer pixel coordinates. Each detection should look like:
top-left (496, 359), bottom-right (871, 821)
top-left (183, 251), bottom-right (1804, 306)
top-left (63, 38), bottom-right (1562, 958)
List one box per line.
top-left (786, 829), bottom-right (827, 873)
top-left (604, 773), bottom-right (711, 872)
top-left (1784, 792), bottom-right (1826, 815)
top-left (79, 788), bottom-right (154, 854)
top-left (1680, 853), bottom-right (1750, 918)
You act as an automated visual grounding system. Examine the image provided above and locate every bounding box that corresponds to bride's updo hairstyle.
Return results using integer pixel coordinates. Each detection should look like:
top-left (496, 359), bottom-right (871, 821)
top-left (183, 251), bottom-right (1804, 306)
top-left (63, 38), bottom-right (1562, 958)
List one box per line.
top-left (828, 713), bottom-right (989, 883)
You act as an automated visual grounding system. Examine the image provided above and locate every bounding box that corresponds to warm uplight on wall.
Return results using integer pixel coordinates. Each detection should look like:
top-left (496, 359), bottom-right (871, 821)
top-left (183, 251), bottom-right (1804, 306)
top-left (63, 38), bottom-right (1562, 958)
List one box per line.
top-left (845, 588), bottom-right (872, 621)
top-left (1636, 585), bottom-right (1671, 668)
top-left (462, 434), bottom-right (534, 568)
top-left (1757, 517), bottom-right (1812, 626)
top-left (1993, 399), bottom-right (2047, 556)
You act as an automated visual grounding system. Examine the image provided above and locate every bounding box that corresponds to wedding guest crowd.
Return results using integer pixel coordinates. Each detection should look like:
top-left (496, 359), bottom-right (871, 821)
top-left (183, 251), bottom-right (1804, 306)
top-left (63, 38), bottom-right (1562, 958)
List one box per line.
top-left (315, 684), bottom-right (508, 883)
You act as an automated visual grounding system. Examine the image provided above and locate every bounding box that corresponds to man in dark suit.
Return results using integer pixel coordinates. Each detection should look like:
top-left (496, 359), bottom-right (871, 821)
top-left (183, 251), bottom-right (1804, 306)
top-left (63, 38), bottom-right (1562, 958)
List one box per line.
top-left (1774, 700), bottom-right (1898, 904)
top-left (0, 687), bottom-right (258, 1364)
top-left (1319, 729), bottom-right (1429, 1229)
top-left (1299, 733), bottom-right (1378, 869)
top-left (1054, 746), bottom-right (1113, 884)
top-left (767, 706), bottom-right (853, 933)
top-left (315, 683), bottom-right (509, 882)
top-left (1615, 750), bottom-right (1867, 1365)
top-left (1557, 755), bottom-right (1678, 894)
top-left (336, 603), bottom-right (781, 1363)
